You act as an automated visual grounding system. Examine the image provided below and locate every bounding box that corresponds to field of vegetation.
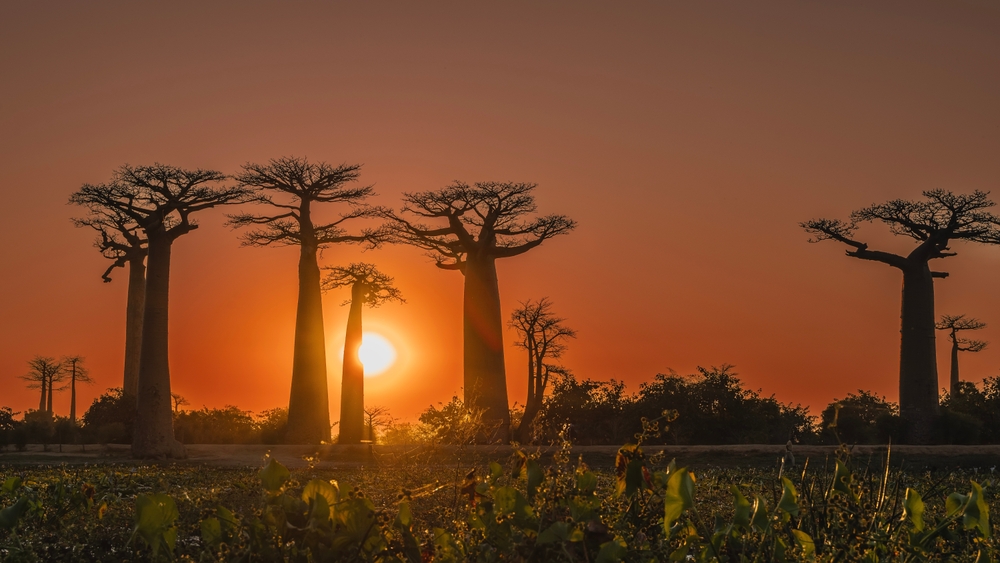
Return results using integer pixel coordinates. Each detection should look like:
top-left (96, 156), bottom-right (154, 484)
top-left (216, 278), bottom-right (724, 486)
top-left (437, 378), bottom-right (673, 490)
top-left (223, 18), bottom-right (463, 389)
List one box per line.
top-left (1, 428), bottom-right (996, 562)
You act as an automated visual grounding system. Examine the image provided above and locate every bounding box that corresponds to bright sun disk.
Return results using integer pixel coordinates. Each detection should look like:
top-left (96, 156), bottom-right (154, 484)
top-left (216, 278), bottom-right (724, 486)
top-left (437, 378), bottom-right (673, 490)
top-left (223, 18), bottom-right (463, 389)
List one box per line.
top-left (357, 332), bottom-right (396, 376)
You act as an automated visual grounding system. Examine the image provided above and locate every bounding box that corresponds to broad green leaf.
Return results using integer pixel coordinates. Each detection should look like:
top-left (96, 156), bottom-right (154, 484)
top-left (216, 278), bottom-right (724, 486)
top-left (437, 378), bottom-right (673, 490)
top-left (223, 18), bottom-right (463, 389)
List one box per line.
top-left (133, 493), bottom-right (179, 557)
top-left (489, 461), bottom-right (503, 483)
top-left (302, 479), bottom-right (339, 507)
top-left (750, 495), bottom-right (770, 533)
top-left (201, 517), bottom-right (222, 547)
top-left (595, 536), bottom-right (628, 563)
top-left (963, 481), bottom-right (990, 538)
top-left (615, 444), bottom-right (648, 498)
top-left (310, 492), bottom-right (331, 522)
top-left (664, 468), bottom-right (695, 532)
top-left (396, 500), bottom-right (413, 529)
top-left (2, 477), bottom-right (21, 493)
top-left (947, 492), bottom-right (968, 518)
top-left (777, 477), bottom-right (799, 518)
top-left (537, 521), bottom-right (573, 544)
top-left (774, 536), bottom-right (789, 562)
top-left (903, 488), bottom-right (924, 532)
top-left (731, 485), bottom-right (751, 530)
top-left (217, 505), bottom-right (237, 531)
top-left (792, 529), bottom-right (815, 558)
top-left (576, 467), bottom-right (598, 494)
top-left (259, 457), bottom-right (290, 492)
top-left (0, 497), bottom-right (29, 529)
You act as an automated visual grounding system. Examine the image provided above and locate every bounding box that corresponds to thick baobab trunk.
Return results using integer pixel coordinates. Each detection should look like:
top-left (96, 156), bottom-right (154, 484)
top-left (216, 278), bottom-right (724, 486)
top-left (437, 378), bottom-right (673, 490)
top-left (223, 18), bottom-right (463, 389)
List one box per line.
top-left (284, 241), bottom-right (331, 444)
top-left (132, 234), bottom-right (185, 458)
top-left (898, 265), bottom-right (940, 444)
top-left (339, 284), bottom-right (366, 444)
top-left (46, 378), bottom-right (54, 413)
top-left (949, 338), bottom-right (960, 396)
top-left (123, 256), bottom-right (146, 398)
top-left (463, 255), bottom-right (510, 442)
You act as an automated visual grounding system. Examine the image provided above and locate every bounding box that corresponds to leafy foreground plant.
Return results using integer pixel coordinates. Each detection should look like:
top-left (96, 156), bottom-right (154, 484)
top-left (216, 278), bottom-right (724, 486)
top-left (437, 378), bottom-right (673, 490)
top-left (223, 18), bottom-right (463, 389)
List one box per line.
top-left (0, 439), bottom-right (996, 562)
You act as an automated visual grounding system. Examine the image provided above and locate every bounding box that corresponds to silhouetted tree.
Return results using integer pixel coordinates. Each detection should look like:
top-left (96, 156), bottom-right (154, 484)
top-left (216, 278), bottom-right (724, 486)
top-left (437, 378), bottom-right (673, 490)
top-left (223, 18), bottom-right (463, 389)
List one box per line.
top-left (509, 298), bottom-right (576, 443)
top-left (322, 263), bottom-right (404, 444)
top-left (171, 393), bottom-right (190, 414)
top-left (936, 314), bottom-right (988, 396)
top-left (380, 182), bottom-right (575, 441)
top-left (802, 190), bottom-right (1000, 443)
top-left (20, 356), bottom-right (66, 414)
top-left (70, 164), bottom-right (250, 458)
top-left (230, 157), bottom-right (379, 444)
top-left (72, 204), bottom-right (147, 397)
top-left (63, 356), bottom-right (93, 425)
top-left (362, 405), bottom-right (393, 443)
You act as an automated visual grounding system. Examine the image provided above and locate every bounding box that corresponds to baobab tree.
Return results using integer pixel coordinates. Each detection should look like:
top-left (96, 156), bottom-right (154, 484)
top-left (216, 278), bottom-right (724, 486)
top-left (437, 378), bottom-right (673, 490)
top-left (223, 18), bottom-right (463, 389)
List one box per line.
top-left (72, 205), bottom-right (147, 397)
top-left (63, 356), bottom-right (93, 424)
top-left (802, 190), bottom-right (1000, 443)
top-left (20, 356), bottom-right (65, 414)
top-left (509, 298), bottom-right (576, 444)
top-left (936, 314), bottom-right (988, 396)
top-left (322, 263), bottom-right (404, 444)
top-left (229, 157), bottom-right (380, 444)
top-left (70, 164), bottom-right (250, 458)
top-left (380, 181), bottom-right (576, 441)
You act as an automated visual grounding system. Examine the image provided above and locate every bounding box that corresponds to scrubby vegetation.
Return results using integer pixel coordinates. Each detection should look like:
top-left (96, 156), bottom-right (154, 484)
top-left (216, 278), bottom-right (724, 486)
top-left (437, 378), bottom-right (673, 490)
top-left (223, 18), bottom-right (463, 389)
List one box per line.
top-left (1, 431), bottom-right (996, 561)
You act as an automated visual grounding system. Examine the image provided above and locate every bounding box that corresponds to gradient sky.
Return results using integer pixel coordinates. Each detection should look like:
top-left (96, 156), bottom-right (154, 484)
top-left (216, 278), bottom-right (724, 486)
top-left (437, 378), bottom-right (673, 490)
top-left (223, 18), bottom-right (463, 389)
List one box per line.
top-left (2, 2), bottom-right (999, 424)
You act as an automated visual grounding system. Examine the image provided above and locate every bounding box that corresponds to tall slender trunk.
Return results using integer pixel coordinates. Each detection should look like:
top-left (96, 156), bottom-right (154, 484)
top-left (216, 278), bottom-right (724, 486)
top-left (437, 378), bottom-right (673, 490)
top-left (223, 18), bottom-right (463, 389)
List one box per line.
top-left (70, 366), bottom-right (77, 424)
top-left (284, 239), bottom-right (331, 444)
top-left (339, 284), bottom-right (365, 444)
top-left (132, 233), bottom-right (185, 458)
top-left (46, 376), bottom-right (54, 413)
top-left (898, 264), bottom-right (940, 444)
top-left (123, 256), bottom-right (146, 398)
top-left (463, 254), bottom-right (510, 442)
top-left (39, 378), bottom-right (46, 412)
top-left (949, 337), bottom-right (960, 396)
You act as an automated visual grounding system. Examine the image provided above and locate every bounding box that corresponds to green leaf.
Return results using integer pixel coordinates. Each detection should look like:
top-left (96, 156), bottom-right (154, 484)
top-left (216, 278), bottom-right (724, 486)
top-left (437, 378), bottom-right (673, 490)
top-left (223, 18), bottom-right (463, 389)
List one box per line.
top-left (1, 477), bottom-right (21, 493)
top-left (903, 488), bottom-right (924, 532)
top-left (964, 481), bottom-right (990, 538)
top-left (750, 495), bottom-right (769, 533)
top-left (615, 444), bottom-right (648, 498)
top-left (947, 492), bottom-right (968, 518)
top-left (537, 521), bottom-right (574, 544)
top-left (396, 500), bottom-right (413, 529)
top-left (302, 479), bottom-right (339, 507)
top-left (0, 497), bottom-right (29, 529)
top-left (132, 493), bottom-right (179, 557)
top-left (259, 457), bottom-right (290, 492)
top-left (576, 468), bottom-right (598, 493)
top-left (731, 485), bottom-right (751, 530)
top-left (309, 492), bottom-right (331, 523)
top-left (595, 536), bottom-right (628, 563)
top-left (489, 461), bottom-right (503, 482)
top-left (777, 477), bottom-right (799, 518)
top-left (664, 468), bottom-right (696, 532)
top-left (792, 529), bottom-right (815, 558)
top-left (201, 517), bottom-right (222, 547)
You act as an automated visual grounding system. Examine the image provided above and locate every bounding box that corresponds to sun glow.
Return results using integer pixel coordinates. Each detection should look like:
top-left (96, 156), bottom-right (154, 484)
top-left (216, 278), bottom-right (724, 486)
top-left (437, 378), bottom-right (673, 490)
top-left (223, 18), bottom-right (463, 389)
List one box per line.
top-left (357, 332), bottom-right (396, 376)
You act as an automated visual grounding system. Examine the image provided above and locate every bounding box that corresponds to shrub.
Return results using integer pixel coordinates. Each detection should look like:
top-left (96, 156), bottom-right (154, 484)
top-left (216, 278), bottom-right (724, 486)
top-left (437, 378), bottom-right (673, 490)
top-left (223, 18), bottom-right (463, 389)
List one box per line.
top-left (174, 406), bottom-right (257, 444)
top-left (821, 390), bottom-right (903, 445)
top-left (81, 388), bottom-right (136, 444)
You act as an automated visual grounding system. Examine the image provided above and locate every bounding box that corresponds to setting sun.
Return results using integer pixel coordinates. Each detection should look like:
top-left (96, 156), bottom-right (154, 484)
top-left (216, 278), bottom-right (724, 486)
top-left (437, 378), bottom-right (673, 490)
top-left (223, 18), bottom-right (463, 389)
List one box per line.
top-left (357, 332), bottom-right (396, 376)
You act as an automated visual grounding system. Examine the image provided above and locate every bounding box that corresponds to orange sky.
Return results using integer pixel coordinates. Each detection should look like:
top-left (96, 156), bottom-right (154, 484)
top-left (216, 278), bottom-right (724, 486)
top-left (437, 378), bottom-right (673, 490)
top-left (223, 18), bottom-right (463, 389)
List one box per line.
top-left (2, 2), bottom-right (1000, 424)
